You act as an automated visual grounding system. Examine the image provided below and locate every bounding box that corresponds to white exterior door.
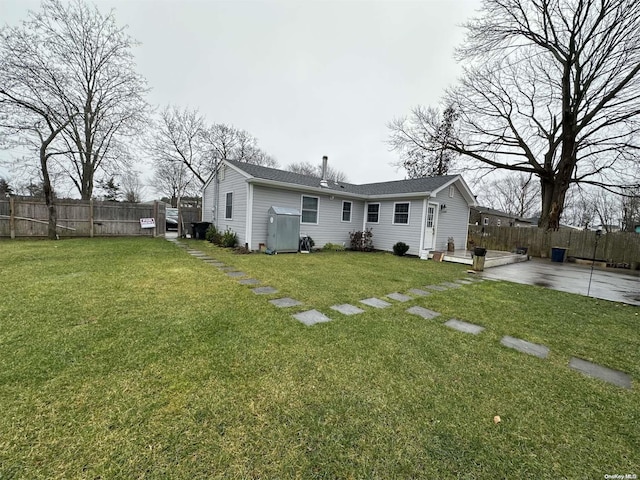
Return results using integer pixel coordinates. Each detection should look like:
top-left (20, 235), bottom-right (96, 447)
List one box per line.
top-left (422, 203), bottom-right (437, 250)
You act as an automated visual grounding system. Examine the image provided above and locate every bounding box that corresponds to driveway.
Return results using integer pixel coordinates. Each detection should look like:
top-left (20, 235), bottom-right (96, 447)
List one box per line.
top-left (481, 258), bottom-right (640, 306)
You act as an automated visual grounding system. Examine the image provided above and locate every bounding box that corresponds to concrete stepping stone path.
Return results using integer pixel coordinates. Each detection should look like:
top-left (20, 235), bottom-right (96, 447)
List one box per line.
top-left (226, 271), bottom-right (246, 278)
top-left (424, 285), bottom-right (448, 291)
top-left (440, 282), bottom-right (462, 289)
top-left (444, 319), bottom-right (485, 335)
top-left (408, 288), bottom-right (430, 297)
top-left (360, 298), bottom-right (392, 309)
top-left (569, 357), bottom-right (632, 389)
top-left (204, 261), bottom-right (226, 267)
top-left (455, 279), bottom-right (474, 285)
top-left (293, 310), bottom-right (332, 326)
top-left (270, 297), bottom-right (303, 308)
top-left (252, 286), bottom-right (278, 295)
top-left (387, 292), bottom-right (412, 302)
top-left (331, 304), bottom-right (365, 315)
top-left (500, 336), bottom-right (549, 359)
top-left (406, 306), bottom-right (441, 319)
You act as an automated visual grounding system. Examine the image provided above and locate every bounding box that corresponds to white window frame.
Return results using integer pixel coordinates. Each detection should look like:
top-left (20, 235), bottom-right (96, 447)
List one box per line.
top-left (449, 185), bottom-right (455, 198)
top-left (224, 192), bottom-right (233, 220)
top-left (341, 200), bottom-right (352, 222)
top-left (367, 203), bottom-right (380, 224)
top-left (497, 218), bottom-right (501, 226)
top-left (393, 202), bottom-right (410, 225)
top-left (301, 195), bottom-right (319, 224)
top-left (483, 217), bottom-right (489, 226)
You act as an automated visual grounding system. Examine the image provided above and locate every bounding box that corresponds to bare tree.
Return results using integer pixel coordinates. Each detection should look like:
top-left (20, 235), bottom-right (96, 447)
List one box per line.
top-left (621, 190), bottom-right (640, 232)
top-left (0, 10), bottom-right (79, 238)
top-left (152, 157), bottom-right (197, 207)
top-left (20, 0), bottom-right (149, 200)
top-left (200, 123), bottom-right (277, 172)
top-left (148, 105), bottom-right (208, 186)
top-left (388, 105), bottom-right (460, 178)
top-left (120, 171), bottom-right (145, 203)
top-left (286, 161), bottom-right (349, 182)
top-left (392, 0), bottom-right (640, 230)
top-left (476, 173), bottom-right (539, 218)
top-left (148, 105), bottom-right (278, 199)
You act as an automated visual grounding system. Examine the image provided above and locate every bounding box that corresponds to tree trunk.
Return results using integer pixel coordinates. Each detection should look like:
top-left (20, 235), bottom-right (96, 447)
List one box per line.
top-left (40, 146), bottom-right (57, 240)
top-left (539, 170), bottom-right (572, 231)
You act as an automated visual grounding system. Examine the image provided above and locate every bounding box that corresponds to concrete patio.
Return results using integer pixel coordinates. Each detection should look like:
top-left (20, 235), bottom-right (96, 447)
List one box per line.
top-left (480, 257), bottom-right (640, 306)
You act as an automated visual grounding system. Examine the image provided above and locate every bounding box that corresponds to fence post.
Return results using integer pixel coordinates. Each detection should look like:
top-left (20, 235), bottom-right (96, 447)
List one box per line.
top-left (153, 201), bottom-right (158, 238)
top-left (9, 196), bottom-right (15, 239)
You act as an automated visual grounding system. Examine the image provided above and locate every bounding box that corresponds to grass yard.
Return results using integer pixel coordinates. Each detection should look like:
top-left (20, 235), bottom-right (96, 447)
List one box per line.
top-left (0, 237), bottom-right (638, 479)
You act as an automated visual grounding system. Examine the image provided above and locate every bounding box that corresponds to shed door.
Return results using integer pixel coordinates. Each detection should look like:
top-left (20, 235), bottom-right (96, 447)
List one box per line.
top-left (422, 203), bottom-right (437, 250)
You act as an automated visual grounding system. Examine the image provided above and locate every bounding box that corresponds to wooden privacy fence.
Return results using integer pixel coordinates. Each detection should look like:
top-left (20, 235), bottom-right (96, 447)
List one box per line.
top-left (0, 197), bottom-right (173, 238)
top-left (468, 225), bottom-right (640, 265)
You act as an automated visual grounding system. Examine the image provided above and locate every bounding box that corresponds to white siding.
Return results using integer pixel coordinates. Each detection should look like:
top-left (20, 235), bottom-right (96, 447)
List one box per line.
top-left (203, 167), bottom-right (248, 244)
top-left (433, 182), bottom-right (470, 251)
top-left (251, 185), bottom-right (364, 250)
top-left (364, 198), bottom-right (424, 256)
top-left (202, 178), bottom-right (215, 222)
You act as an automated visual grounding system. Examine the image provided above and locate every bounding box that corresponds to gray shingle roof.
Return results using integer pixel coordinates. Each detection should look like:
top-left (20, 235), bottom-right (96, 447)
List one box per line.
top-left (226, 160), bottom-right (457, 196)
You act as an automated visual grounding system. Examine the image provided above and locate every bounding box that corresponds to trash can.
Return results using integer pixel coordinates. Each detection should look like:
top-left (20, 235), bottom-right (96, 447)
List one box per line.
top-left (472, 247), bottom-right (487, 271)
top-left (473, 247), bottom-right (487, 257)
top-left (191, 222), bottom-right (211, 240)
top-left (551, 247), bottom-right (568, 263)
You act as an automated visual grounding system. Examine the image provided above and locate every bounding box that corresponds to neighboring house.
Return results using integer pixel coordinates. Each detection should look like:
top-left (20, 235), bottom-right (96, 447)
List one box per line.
top-left (469, 206), bottom-right (534, 227)
top-left (202, 158), bottom-right (476, 258)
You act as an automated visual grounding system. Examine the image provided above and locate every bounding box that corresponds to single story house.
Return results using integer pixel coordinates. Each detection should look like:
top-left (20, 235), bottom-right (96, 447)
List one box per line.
top-left (469, 206), bottom-right (534, 227)
top-left (202, 158), bottom-right (476, 258)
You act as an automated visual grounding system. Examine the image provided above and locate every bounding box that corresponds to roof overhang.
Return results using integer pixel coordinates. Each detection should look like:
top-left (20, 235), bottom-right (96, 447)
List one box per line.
top-left (431, 176), bottom-right (477, 206)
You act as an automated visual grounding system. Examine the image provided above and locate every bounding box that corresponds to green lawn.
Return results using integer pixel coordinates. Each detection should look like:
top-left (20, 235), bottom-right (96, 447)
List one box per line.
top-left (0, 238), bottom-right (638, 478)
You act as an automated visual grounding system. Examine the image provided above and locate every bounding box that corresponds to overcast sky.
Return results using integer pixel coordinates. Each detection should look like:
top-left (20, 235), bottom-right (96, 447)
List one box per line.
top-left (0, 0), bottom-right (482, 193)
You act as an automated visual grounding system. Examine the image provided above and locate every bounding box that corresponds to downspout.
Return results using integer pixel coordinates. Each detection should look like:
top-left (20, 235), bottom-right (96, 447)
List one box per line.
top-left (362, 201), bottom-right (367, 232)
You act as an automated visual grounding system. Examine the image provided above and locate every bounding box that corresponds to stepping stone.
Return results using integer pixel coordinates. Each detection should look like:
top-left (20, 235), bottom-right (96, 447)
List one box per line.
top-left (359, 298), bottom-right (392, 309)
top-left (500, 336), bottom-right (549, 359)
top-left (270, 297), bottom-right (303, 308)
top-left (238, 278), bottom-right (260, 285)
top-left (455, 279), bottom-right (473, 285)
top-left (444, 319), bottom-right (485, 335)
top-left (226, 271), bottom-right (246, 277)
top-left (406, 306), bottom-right (441, 319)
top-left (441, 282), bottom-right (461, 288)
top-left (204, 261), bottom-right (225, 267)
top-left (569, 357), bottom-right (632, 389)
top-left (408, 288), bottom-right (430, 297)
top-left (293, 309), bottom-right (332, 326)
top-left (424, 285), bottom-right (448, 291)
top-left (387, 292), bottom-right (412, 302)
top-left (252, 286), bottom-right (278, 295)
top-left (331, 304), bottom-right (365, 315)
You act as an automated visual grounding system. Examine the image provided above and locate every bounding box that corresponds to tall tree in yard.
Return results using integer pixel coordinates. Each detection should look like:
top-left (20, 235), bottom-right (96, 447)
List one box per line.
top-left (390, 0), bottom-right (640, 229)
top-left (148, 105), bottom-right (278, 198)
top-left (0, 11), bottom-right (78, 238)
top-left (2, 0), bottom-right (148, 201)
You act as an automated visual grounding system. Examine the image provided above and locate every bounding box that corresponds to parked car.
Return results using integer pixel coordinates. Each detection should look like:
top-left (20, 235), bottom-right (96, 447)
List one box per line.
top-left (166, 207), bottom-right (179, 231)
